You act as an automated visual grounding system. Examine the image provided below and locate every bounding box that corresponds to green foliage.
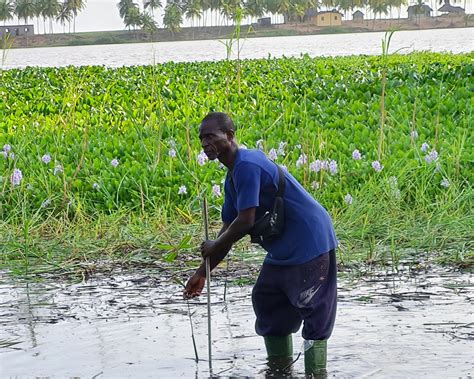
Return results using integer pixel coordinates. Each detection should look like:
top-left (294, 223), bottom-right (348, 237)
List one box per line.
top-left (0, 53), bottom-right (472, 218)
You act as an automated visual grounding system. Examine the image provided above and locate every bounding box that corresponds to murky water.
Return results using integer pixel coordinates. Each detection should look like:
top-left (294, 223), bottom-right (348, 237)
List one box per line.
top-left (0, 263), bottom-right (472, 377)
top-left (2, 27), bottom-right (473, 69)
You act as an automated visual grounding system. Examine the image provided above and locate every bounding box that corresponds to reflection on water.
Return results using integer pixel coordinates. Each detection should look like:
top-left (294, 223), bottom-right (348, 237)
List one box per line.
top-left (0, 263), bottom-right (472, 377)
top-left (2, 27), bottom-right (473, 69)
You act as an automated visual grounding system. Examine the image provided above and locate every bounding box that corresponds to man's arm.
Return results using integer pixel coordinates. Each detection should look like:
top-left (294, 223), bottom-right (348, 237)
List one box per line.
top-left (183, 222), bottom-right (234, 298)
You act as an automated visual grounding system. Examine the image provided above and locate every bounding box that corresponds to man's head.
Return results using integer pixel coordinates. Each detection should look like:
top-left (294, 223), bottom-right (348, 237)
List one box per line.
top-left (198, 112), bottom-right (236, 162)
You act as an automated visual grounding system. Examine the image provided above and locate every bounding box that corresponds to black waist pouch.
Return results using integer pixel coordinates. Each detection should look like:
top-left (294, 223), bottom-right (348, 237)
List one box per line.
top-left (249, 165), bottom-right (286, 244)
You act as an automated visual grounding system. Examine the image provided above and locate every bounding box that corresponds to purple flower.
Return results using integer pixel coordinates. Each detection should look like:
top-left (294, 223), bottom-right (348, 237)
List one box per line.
top-left (310, 160), bottom-right (321, 173)
top-left (178, 185), bottom-right (187, 195)
top-left (424, 150), bottom-right (438, 164)
top-left (41, 154), bottom-right (51, 164)
top-left (421, 142), bottom-right (430, 153)
top-left (3, 144), bottom-right (11, 152)
top-left (344, 194), bottom-right (353, 205)
top-left (11, 168), bottom-right (22, 186)
top-left (296, 153), bottom-right (307, 168)
top-left (211, 184), bottom-right (221, 198)
top-left (54, 165), bottom-right (63, 175)
top-left (329, 160), bottom-right (337, 175)
top-left (110, 158), bottom-right (119, 168)
top-left (352, 149), bottom-right (361, 160)
top-left (321, 160), bottom-right (329, 171)
top-left (1, 151), bottom-right (7, 159)
top-left (92, 182), bottom-right (99, 190)
top-left (197, 151), bottom-right (208, 166)
top-left (168, 139), bottom-right (176, 148)
top-left (268, 148), bottom-right (278, 161)
top-left (9, 152), bottom-right (14, 160)
top-left (410, 130), bottom-right (418, 139)
top-left (256, 139), bottom-right (264, 150)
top-left (440, 178), bottom-right (450, 188)
top-left (278, 142), bottom-right (286, 156)
top-left (371, 161), bottom-right (382, 172)
top-left (168, 149), bottom-right (176, 158)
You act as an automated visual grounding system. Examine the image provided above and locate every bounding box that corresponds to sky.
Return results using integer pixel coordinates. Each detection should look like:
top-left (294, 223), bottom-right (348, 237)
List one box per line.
top-left (8, 0), bottom-right (474, 34)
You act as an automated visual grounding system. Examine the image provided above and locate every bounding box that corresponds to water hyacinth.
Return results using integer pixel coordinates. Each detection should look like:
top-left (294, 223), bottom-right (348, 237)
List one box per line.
top-left (3, 144), bottom-right (11, 152)
top-left (441, 178), bottom-right (450, 188)
top-left (329, 160), bottom-right (337, 175)
top-left (178, 185), bottom-right (187, 195)
top-left (424, 150), bottom-right (438, 164)
top-left (352, 149), bottom-right (361, 160)
top-left (321, 160), bottom-right (330, 171)
top-left (344, 194), bottom-right (353, 205)
top-left (371, 161), bottom-right (383, 172)
top-left (277, 142), bottom-right (286, 156)
top-left (421, 142), bottom-right (430, 152)
top-left (9, 153), bottom-right (14, 160)
top-left (296, 153), bottom-right (307, 168)
top-left (1, 151), bottom-right (7, 159)
top-left (110, 158), bottom-right (119, 168)
top-left (211, 184), bottom-right (221, 197)
top-left (197, 151), bottom-right (208, 166)
top-left (410, 130), bottom-right (418, 139)
top-left (92, 182), bottom-right (99, 190)
top-left (310, 160), bottom-right (322, 173)
top-left (53, 165), bottom-right (63, 175)
top-left (41, 154), bottom-right (51, 164)
top-left (268, 148), bottom-right (278, 161)
top-left (11, 168), bottom-right (22, 186)
top-left (168, 149), bottom-right (177, 158)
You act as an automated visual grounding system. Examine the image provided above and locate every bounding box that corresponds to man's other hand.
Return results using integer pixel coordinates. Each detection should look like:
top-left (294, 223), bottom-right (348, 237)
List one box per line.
top-left (183, 273), bottom-right (205, 299)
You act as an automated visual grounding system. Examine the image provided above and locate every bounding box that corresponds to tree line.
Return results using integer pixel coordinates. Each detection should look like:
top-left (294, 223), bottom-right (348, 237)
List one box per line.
top-left (0, 0), bottom-right (85, 33)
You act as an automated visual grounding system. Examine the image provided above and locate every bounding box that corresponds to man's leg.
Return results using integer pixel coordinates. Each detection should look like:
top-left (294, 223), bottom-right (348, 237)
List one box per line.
top-left (281, 250), bottom-right (337, 375)
top-left (252, 263), bottom-right (302, 360)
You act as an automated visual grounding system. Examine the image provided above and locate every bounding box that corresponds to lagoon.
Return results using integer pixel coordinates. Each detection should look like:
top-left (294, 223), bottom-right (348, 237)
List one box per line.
top-left (2, 27), bottom-right (473, 69)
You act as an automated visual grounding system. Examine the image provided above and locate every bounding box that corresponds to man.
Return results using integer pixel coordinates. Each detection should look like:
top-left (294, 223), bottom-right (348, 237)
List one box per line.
top-left (184, 112), bottom-right (337, 375)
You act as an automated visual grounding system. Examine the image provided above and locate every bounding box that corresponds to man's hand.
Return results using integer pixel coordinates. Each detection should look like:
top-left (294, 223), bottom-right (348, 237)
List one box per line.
top-left (200, 239), bottom-right (219, 259)
top-left (183, 272), bottom-right (205, 299)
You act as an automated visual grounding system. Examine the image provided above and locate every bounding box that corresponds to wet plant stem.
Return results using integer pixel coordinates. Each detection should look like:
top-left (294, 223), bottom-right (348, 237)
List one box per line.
top-left (202, 197), bottom-right (212, 372)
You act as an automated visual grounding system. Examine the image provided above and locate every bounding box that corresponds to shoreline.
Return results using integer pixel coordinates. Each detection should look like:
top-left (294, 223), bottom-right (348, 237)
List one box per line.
top-left (3, 15), bottom-right (473, 50)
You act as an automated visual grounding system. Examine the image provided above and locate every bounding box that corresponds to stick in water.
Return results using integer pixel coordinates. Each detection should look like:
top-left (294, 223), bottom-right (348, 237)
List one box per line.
top-left (202, 197), bottom-right (212, 372)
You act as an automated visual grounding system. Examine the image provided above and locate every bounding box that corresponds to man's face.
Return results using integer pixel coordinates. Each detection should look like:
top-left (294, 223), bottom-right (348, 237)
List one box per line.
top-left (198, 120), bottom-right (232, 161)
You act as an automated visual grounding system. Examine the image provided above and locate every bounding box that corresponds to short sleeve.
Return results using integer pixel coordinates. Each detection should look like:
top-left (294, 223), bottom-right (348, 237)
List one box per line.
top-left (222, 178), bottom-right (238, 223)
top-left (233, 162), bottom-right (261, 211)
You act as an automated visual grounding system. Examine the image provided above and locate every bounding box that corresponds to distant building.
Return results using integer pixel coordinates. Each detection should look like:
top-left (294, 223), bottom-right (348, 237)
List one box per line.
top-left (352, 10), bottom-right (364, 22)
top-left (438, 0), bottom-right (465, 14)
top-left (305, 9), bottom-right (343, 26)
top-left (0, 25), bottom-right (34, 37)
top-left (257, 17), bottom-right (272, 27)
top-left (407, 4), bottom-right (433, 19)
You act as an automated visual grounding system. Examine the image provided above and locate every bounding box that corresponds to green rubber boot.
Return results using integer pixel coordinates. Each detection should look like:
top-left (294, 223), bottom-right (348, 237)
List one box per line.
top-left (304, 339), bottom-right (327, 375)
top-left (264, 335), bottom-right (293, 357)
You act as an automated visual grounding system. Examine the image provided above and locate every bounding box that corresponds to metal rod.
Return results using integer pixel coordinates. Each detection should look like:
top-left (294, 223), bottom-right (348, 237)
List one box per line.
top-left (202, 197), bottom-right (212, 372)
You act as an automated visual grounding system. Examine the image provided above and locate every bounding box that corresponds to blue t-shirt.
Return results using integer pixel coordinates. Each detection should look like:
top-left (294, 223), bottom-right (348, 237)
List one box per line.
top-left (222, 148), bottom-right (337, 266)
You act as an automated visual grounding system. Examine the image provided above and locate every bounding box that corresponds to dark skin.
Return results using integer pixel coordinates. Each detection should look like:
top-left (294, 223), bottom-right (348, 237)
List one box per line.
top-left (183, 119), bottom-right (256, 299)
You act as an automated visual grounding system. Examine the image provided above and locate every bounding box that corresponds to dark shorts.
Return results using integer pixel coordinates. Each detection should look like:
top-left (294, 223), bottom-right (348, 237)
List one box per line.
top-left (252, 249), bottom-right (337, 341)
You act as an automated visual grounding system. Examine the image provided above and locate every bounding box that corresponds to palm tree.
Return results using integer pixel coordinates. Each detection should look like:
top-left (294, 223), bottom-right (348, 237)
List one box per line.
top-left (0, 0), bottom-right (14, 25)
top-left (185, 0), bottom-right (202, 26)
top-left (124, 4), bottom-right (141, 29)
top-left (41, 0), bottom-right (59, 33)
top-left (66, 0), bottom-right (85, 34)
top-left (15, 0), bottom-right (36, 24)
top-left (143, 0), bottom-right (161, 22)
top-left (56, 0), bottom-right (71, 32)
top-left (163, 1), bottom-right (183, 34)
top-left (244, 0), bottom-right (265, 22)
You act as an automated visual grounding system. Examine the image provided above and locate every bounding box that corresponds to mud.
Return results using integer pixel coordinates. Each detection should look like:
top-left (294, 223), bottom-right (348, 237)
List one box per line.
top-left (0, 261), bottom-right (472, 378)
